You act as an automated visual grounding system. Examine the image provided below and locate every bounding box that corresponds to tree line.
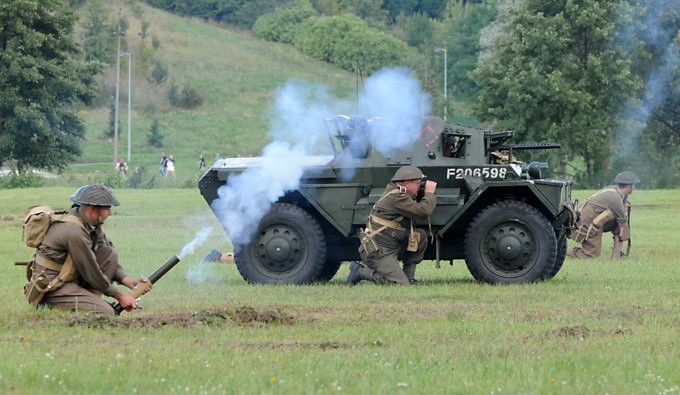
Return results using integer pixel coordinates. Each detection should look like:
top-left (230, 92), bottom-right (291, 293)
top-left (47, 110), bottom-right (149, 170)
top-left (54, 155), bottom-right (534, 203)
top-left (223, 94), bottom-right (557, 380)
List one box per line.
top-left (1, 0), bottom-right (678, 187)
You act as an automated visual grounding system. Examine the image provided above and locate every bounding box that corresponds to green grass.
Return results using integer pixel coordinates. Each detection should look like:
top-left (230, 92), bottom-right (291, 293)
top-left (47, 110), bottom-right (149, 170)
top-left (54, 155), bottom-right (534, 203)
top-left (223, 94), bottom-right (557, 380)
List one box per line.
top-left (0, 187), bottom-right (678, 394)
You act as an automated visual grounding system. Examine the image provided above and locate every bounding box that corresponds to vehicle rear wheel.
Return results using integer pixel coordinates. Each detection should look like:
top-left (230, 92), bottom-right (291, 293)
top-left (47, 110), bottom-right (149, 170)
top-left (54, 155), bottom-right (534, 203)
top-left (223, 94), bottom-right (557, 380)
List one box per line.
top-left (234, 203), bottom-right (327, 284)
top-left (464, 200), bottom-right (557, 284)
top-left (545, 234), bottom-right (567, 280)
top-left (317, 260), bottom-right (342, 282)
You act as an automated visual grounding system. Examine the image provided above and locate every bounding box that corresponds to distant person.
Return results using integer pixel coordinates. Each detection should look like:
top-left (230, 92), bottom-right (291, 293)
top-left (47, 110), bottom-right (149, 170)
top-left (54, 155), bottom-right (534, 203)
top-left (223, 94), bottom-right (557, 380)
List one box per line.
top-left (159, 152), bottom-right (168, 176)
top-left (25, 185), bottom-right (149, 315)
top-left (165, 154), bottom-right (176, 177)
top-left (347, 166), bottom-right (437, 286)
top-left (214, 152), bottom-right (223, 162)
top-left (198, 153), bottom-right (206, 171)
top-left (568, 171), bottom-right (640, 258)
top-left (115, 158), bottom-right (128, 175)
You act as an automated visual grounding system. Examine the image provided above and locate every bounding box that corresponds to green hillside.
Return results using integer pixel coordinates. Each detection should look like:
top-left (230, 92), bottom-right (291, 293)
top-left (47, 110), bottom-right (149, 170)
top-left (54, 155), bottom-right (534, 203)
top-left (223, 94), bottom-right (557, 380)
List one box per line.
top-left (71, 0), bottom-right (356, 185)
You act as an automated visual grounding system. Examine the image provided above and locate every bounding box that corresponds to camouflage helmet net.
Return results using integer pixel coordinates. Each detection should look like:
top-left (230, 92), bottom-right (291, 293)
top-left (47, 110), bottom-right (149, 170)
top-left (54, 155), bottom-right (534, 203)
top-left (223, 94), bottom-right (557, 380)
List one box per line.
top-left (69, 185), bottom-right (120, 206)
top-left (614, 171), bottom-right (641, 185)
top-left (391, 166), bottom-right (426, 181)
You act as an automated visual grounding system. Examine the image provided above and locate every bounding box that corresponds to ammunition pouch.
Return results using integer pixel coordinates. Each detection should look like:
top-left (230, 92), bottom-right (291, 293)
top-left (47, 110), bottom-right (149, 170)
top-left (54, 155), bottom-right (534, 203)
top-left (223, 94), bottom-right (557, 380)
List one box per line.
top-left (358, 230), bottom-right (380, 258)
top-left (406, 223), bottom-right (420, 252)
top-left (570, 209), bottom-right (616, 243)
top-left (23, 254), bottom-right (76, 307)
top-left (23, 260), bottom-right (50, 307)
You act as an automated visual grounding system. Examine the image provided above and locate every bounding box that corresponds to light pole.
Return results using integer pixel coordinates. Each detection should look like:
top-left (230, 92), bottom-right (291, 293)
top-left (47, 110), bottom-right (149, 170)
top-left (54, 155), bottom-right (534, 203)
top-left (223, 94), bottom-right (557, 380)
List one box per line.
top-left (434, 47), bottom-right (447, 120)
top-left (120, 51), bottom-right (132, 161)
top-left (113, 24), bottom-right (122, 164)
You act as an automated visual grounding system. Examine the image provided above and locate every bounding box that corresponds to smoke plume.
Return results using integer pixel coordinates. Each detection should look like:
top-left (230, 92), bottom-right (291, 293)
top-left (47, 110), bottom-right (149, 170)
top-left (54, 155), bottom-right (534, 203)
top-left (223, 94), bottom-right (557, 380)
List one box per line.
top-left (211, 67), bottom-right (430, 246)
top-left (177, 226), bottom-right (213, 260)
top-left (616, 0), bottom-right (679, 156)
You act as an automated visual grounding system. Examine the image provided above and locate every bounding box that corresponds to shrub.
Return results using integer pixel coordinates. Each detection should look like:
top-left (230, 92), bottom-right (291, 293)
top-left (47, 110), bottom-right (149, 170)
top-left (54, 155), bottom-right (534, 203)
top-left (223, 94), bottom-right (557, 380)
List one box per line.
top-left (0, 173), bottom-right (44, 189)
top-left (168, 84), bottom-right (203, 108)
top-left (252, 5), bottom-right (317, 44)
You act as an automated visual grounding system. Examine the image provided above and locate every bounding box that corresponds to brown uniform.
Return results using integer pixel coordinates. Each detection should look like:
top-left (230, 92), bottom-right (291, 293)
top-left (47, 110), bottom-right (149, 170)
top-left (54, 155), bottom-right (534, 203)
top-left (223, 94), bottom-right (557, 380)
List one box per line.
top-left (356, 182), bottom-right (436, 284)
top-left (34, 207), bottom-right (129, 314)
top-left (568, 185), bottom-right (627, 258)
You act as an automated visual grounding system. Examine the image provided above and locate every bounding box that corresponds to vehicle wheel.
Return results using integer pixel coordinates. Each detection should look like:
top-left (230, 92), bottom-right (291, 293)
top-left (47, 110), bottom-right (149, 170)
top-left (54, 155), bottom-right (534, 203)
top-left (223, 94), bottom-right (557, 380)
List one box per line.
top-left (234, 203), bottom-right (327, 284)
top-left (317, 260), bottom-right (342, 282)
top-left (545, 234), bottom-right (567, 280)
top-left (464, 200), bottom-right (557, 284)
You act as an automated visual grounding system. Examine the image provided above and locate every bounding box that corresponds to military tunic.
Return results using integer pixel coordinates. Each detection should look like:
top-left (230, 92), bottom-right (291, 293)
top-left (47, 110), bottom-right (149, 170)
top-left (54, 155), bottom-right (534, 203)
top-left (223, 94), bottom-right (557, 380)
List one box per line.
top-left (569, 185), bottom-right (627, 258)
top-left (357, 182), bottom-right (437, 284)
top-left (34, 207), bottom-right (129, 314)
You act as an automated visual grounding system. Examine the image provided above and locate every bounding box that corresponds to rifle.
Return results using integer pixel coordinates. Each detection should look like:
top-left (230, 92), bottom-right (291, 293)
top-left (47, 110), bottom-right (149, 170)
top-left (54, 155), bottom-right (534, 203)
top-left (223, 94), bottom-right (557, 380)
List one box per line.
top-left (112, 254), bottom-right (180, 315)
top-left (611, 195), bottom-right (632, 259)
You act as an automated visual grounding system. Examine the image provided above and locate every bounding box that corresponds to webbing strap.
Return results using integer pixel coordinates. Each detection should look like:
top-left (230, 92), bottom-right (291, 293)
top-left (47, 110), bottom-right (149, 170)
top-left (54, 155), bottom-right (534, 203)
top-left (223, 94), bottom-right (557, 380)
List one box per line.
top-left (369, 214), bottom-right (406, 231)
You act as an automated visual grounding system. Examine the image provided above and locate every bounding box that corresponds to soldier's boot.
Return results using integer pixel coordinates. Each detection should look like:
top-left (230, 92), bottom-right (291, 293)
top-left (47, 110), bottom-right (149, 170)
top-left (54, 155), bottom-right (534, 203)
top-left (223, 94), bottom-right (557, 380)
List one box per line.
top-left (402, 264), bottom-right (419, 285)
top-left (346, 261), bottom-right (365, 286)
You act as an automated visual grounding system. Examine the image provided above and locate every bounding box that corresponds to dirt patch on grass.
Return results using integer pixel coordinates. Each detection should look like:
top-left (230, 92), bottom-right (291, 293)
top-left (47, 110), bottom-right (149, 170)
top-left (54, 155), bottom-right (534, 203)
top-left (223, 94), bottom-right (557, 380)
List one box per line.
top-left (67, 306), bottom-right (298, 328)
top-left (551, 324), bottom-right (632, 339)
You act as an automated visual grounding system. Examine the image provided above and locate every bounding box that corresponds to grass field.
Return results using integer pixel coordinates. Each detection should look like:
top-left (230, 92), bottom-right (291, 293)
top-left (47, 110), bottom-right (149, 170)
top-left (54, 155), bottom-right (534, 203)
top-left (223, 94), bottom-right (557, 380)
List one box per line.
top-left (0, 187), bottom-right (678, 394)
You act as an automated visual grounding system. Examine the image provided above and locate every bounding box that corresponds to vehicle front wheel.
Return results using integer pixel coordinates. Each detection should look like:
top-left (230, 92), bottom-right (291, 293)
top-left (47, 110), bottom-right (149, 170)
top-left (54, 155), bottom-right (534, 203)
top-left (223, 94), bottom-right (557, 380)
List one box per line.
top-left (464, 200), bottom-right (557, 284)
top-left (234, 203), bottom-right (327, 284)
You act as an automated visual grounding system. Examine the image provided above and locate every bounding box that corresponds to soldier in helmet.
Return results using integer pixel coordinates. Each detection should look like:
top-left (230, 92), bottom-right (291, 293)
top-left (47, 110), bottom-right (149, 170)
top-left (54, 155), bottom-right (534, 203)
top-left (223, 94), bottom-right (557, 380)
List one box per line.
top-left (568, 171), bottom-right (641, 258)
top-left (347, 166), bottom-right (437, 285)
top-left (31, 185), bottom-right (149, 314)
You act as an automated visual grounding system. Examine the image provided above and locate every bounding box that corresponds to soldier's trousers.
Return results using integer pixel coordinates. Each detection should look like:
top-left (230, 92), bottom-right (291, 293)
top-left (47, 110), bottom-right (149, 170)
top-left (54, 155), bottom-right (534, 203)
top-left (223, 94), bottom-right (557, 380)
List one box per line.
top-left (42, 247), bottom-right (120, 315)
top-left (358, 228), bottom-right (428, 285)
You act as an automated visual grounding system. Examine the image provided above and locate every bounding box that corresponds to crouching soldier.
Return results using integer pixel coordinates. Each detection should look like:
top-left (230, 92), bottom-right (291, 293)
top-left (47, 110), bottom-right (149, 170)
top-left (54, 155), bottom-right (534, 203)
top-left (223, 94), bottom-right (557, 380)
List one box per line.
top-left (27, 185), bottom-right (148, 314)
top-left (347, 166), bottom-right (437, 285)
top-left (568, 171), bottom-right (640, 258)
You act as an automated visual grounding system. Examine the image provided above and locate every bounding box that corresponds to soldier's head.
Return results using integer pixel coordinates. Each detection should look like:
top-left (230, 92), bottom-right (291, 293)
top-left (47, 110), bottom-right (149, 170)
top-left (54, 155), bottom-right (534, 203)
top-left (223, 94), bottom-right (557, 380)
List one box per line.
top-left (391, 166), bottom-right (426, 195)
top-left (614, 171), bottom-right (640, 195)
top-left (69, 184), bottom-right (120, 226)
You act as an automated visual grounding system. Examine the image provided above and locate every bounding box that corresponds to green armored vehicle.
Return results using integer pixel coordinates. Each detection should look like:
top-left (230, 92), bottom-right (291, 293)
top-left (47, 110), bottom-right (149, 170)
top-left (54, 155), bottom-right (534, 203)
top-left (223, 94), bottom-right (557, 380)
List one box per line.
top-left (198, 115), bottom-right (575, 285)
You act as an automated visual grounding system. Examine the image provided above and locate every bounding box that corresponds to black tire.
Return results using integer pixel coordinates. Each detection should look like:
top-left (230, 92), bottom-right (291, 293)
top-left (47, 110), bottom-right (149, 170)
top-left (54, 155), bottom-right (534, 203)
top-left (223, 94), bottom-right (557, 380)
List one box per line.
top-left (545, 234), bottom-right (567, 280)
top-left (234, 203), bottom-right (327, 284)
top-left (464, 200), bottom-right (557, 284)
top-left (317, 260), bottom-right (342, 282)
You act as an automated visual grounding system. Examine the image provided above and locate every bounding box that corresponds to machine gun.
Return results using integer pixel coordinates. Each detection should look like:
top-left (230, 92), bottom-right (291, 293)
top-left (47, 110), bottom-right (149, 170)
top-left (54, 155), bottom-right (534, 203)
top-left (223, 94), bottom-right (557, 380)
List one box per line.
top-left (112, 255), bottom-right (180, 315)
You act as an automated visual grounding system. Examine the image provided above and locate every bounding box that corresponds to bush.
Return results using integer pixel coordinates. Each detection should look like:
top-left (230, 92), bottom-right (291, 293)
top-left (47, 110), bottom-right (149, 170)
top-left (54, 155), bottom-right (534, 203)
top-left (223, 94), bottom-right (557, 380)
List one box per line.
top-left (168, 84), bottom-right (203, 108)
top-left (294, 15), bottom-right (415, 74)
top-left (0, 173), bottom-right (44, 189)
top-left (147, 119), bottom-right (164, 148)
top-left (252, 5), bottom-right (317, 44)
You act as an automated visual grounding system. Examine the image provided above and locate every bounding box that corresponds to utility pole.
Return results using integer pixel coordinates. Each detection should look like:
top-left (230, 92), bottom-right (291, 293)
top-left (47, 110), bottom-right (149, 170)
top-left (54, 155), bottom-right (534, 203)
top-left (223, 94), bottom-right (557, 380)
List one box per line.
top-left (120, 51), bottom-right (132, 161)
top-left (113, 22), bottom-right (123, 165)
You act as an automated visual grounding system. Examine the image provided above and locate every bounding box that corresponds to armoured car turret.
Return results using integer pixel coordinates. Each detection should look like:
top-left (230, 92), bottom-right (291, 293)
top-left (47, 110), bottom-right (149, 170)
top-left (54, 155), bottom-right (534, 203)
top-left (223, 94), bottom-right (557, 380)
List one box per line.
top-left (199, 115), bottom-right (575, 284)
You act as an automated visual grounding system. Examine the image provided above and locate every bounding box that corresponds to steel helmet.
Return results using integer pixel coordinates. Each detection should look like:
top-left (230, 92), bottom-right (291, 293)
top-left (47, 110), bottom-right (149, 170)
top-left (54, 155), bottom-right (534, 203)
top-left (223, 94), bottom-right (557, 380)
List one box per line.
top-left (391, 166), bottom-right (426, 181)
top-left (614, 171), bottom-right (641, 185)
top-left (69, 185), bottom-right (120, 206)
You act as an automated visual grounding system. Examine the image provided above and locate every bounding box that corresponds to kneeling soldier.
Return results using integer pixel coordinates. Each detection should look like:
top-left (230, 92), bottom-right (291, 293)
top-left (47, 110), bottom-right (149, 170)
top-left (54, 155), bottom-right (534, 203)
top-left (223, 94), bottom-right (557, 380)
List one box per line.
top-left (568, 171), bottom-right (640, 258)
top-left (347, 166), bottom-right (437, 285)
top-left (29, 185), bottom-right (148, 314)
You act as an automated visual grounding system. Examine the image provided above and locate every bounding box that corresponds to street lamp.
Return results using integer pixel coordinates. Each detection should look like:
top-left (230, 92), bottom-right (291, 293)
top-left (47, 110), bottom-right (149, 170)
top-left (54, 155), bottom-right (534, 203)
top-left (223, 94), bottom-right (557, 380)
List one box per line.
top-left (434, 47), bottom-right (447, 121)
top-left (120, 51), bottom-right (132, 161)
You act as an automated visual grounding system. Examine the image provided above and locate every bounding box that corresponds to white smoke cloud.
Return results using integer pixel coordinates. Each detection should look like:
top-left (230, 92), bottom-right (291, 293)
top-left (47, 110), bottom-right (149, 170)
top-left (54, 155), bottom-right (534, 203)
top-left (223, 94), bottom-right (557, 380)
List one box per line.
top-left (177, 226), bottom-right (213, 259)
top-left (616, 0), bottom-right (679, 152)
top-left (211, 67), bottom-right (431, 246)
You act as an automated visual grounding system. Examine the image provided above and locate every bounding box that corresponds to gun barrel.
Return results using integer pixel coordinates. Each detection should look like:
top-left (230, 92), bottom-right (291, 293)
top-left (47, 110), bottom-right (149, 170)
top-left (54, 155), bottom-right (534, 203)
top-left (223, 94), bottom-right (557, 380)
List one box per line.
top-left (147, 255), bottom-right (181, 283)
top-left (501, 143), bottom-right (561, 151)
top-left (113, 254), bottom-right (180, 315)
